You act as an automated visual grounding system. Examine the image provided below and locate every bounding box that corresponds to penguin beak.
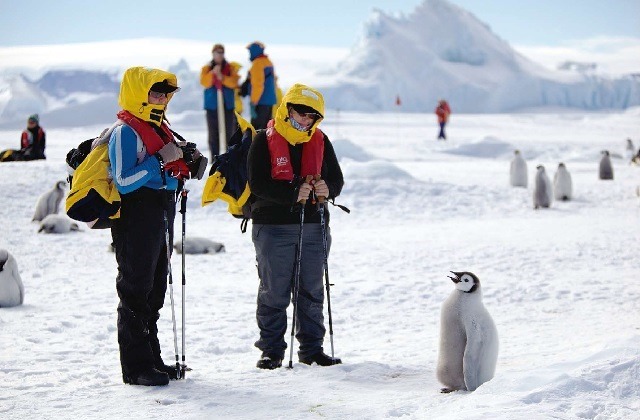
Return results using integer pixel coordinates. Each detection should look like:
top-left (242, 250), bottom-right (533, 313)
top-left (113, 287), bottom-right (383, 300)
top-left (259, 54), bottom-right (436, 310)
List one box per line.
top-left (448, 271), bottom-right (462, 283)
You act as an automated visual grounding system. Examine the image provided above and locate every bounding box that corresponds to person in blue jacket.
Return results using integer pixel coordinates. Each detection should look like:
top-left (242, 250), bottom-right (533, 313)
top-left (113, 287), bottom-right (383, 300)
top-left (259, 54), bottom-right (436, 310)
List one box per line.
top-left (109, 66), bottom-right (201, 386)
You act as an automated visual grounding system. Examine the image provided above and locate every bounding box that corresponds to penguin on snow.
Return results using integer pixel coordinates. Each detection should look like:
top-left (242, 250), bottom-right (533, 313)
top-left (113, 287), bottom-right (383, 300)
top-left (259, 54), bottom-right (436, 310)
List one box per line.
top-left (38, 214), bottom-right (80, 234)
top-left (533, 165), bottom-right (553, 209)
top-left (0, 249), bottom-right (24, 308)
top-left (553, 162), bottom-right (573, 201)
top-left (174, 237), bottom-right (225, 254)
top-left (33, 180), bottom-right (67, 222)
top-left (437, 271), bottom-right (498, 393)
top-left (599, 150), bottom-right (614, 180)
top-left (625, 138), bottom-right (635, 162)
top-left (509, 149), bottom-right (528, 188)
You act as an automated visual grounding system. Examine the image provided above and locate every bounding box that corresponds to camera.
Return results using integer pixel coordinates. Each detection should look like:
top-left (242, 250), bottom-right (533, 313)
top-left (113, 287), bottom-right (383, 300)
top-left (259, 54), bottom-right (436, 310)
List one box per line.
top-left (179, 142), bottom-right (208, 180)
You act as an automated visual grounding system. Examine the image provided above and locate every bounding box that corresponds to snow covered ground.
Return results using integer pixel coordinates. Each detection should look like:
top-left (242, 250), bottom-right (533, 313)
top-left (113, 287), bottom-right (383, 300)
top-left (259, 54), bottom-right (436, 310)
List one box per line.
top-left (0, 109), bottom-right (639, 419)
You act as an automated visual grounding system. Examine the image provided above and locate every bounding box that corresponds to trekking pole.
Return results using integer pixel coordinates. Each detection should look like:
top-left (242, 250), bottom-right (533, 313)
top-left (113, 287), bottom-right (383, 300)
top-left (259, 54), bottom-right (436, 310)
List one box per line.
top-left (288, 175), bottom-right (312, 369)
top-left (317, 193), bottom-right (336, 363)
top-left (179, 189), bottom-right (189, 378)
top-left (216, 80), bottom-right (227, 154)
top-left (161, 179), bottom-right (181, 378)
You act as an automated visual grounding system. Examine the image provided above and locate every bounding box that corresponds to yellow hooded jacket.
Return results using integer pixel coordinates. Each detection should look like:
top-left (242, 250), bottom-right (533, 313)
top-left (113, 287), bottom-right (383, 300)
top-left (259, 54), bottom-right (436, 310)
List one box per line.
top-left (273, 83), bottom-right (325, 145)
top-left (201, 83), bottom-right (326, 222)
top-left (66, 67), bottom-right (179, 227)
top-left (119, 66), bottom-right (179, 126)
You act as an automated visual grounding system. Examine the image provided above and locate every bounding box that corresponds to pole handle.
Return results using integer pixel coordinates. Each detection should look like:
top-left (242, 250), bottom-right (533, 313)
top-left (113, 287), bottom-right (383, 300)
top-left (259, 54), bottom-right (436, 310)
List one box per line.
top-left (297, 175), bottom-right (314, 205)
top-left (180, 189), bottom-right (189, 214)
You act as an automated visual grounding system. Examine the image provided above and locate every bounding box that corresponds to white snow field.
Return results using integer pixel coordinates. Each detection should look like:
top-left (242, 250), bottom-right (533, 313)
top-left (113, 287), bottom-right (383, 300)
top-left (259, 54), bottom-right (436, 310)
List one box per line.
top-left (0, 108), bottom-right (639, 419)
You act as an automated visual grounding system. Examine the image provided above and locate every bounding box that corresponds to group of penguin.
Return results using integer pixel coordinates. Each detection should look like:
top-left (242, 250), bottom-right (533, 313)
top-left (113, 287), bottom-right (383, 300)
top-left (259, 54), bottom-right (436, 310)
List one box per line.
top-left (509, 139), bottom-right (633, 209)
top-left (0, 180), bottom-right (75, 308)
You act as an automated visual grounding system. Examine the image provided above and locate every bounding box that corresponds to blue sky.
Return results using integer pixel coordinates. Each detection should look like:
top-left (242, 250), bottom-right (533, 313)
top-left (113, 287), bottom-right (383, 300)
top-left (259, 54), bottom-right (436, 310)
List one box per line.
top-left (0, 0), bottom-right (638, 48)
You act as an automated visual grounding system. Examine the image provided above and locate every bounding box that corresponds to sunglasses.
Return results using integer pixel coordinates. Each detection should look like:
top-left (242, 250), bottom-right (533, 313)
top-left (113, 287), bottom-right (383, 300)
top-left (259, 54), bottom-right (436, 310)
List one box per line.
top-left (149, 91), bottom-right (169, 99)
top-left (291, 108), bottom-right (321, 119)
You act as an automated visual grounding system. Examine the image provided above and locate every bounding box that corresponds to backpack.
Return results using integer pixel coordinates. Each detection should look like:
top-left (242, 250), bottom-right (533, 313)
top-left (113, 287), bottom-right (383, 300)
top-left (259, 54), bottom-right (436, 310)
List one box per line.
top-left (202, 126), bottom-right (255, 232)
top-left (65, 125), bottom-right (121, 229)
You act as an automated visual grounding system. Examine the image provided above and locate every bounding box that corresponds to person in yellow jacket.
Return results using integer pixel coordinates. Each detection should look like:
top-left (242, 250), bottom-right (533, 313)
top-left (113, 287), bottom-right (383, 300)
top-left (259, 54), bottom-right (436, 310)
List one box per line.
top-left (200, 43), bottom-right (240, 159)
top-left (245, 41), bottom-right (277, 129)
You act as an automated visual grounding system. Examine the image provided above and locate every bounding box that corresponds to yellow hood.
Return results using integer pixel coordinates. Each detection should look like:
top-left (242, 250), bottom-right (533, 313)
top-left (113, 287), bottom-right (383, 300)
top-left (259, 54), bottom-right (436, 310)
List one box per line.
top-left (273, 83), bottom-right (325, 145)
top-left (118, 66), bottom-right (178, 126)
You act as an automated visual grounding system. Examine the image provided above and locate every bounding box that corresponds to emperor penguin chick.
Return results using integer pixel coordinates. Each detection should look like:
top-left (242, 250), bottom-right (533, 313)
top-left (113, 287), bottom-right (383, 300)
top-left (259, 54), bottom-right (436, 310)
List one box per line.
top-left (553, 163), bottom-right (573, 201)
top-left (437, 271), bottom-right (498, 393)
top-left (509, 150), bottom-right (528, 187)
top-left (0, 249), bottom-right (24, 307)
top-left (33, 180), bottom-right (66, 222)
top-left (599, 150), bottom-right (614, 180)
top-left (533, 165), bottom-right (553, 209)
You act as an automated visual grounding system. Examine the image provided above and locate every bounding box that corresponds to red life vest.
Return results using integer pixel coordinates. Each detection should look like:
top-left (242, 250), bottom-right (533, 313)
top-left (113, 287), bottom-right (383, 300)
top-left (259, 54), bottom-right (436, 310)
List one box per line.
top-left (117, 110), bottom-right (190, 179)
top-left (266, 120), bottom-right (324, 181)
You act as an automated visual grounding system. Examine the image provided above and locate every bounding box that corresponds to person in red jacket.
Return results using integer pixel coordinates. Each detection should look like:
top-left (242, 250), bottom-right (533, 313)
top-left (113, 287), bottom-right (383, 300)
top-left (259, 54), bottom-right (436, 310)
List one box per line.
top-left (435, 99), bottom-right (451, 140)
top-left (20, 114), bottom-right (46, 159)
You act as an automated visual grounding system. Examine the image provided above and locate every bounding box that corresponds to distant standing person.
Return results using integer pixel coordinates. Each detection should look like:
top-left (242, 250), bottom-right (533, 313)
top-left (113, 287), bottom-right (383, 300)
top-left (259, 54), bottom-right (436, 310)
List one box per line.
top-left (200, 43), bottom-right (240, 159)
top-left (435, 99), bottom-right (451, 140)
top-left (21, 114), bottom-right (46, 160)
top-left (246, 41), bottom-right (277, 130)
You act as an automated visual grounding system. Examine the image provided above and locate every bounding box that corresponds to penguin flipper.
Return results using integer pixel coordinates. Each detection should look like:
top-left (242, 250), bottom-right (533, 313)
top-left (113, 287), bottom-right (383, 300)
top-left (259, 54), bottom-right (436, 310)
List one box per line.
top-left (463, 337), bottom-right (483, 392)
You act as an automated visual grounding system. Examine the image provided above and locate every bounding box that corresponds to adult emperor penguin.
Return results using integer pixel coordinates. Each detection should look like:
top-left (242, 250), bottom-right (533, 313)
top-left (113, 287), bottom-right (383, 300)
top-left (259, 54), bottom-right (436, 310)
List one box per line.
top-left (533, 165), bottom-right (553, 209)
top-left (553, 162), bottom-right (573, 201)
top-left (33, 180), bottom-right (66, 222)
top-left (509, 149), bottom-right (528, 187)
top-left (437, 271), bottom-right (498, 393)
top-left (174, 237), bottom-right (226, 254)
top-left (0, 249), bottom-right (24, 307)
top-left (599, 150), bottom-right (614, 180)
top-left (38, 214), bottom-right (80, 234)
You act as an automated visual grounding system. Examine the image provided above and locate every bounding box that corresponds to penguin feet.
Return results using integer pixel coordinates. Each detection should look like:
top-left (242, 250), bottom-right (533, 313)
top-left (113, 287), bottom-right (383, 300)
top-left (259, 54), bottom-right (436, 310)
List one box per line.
top-left (440, 387), bottom-right (457, 394)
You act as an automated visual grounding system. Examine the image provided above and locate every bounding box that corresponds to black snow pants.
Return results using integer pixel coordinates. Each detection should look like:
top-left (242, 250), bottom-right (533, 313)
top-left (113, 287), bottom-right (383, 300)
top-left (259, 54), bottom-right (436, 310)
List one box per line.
top-left (111, 187), bottom-right (175, 377)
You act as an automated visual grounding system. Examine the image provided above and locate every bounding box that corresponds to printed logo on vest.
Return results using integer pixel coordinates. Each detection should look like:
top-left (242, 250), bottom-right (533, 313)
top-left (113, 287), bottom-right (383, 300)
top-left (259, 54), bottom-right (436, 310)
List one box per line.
top-left (276, 156), bottom-right (288, 166)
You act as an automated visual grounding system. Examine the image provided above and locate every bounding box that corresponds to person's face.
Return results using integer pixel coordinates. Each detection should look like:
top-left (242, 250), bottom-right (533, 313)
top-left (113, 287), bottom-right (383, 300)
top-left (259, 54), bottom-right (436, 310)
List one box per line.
top-left (27, 119), bottom-right (37, 127)
top-left (148, 91), bottom-right (169, 105)
top-left (212, 50), bottom-right (224, 64)
top-left (289, 108), bottom-right (319, 130)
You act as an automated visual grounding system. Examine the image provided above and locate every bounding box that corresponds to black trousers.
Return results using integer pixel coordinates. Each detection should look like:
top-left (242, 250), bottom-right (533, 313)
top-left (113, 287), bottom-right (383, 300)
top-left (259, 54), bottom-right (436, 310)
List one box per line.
top-left (251, 105), bottom-right (273, 130)
top-left (111, 187), bottom-right (176, 377)
top-left (206, 108), bottom-right (236, 160)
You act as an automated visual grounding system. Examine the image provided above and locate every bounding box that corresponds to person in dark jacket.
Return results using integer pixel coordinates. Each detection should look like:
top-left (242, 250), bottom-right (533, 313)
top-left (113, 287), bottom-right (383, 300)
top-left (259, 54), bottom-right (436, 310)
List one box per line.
top-left (247, 83), bottom-right (344, 369)
top-left (20, 114), bottom-right (46, 160)
top-left (109, 66), bottom-right (202, 386)
top-left (200, 43), bottom-right (240, 160)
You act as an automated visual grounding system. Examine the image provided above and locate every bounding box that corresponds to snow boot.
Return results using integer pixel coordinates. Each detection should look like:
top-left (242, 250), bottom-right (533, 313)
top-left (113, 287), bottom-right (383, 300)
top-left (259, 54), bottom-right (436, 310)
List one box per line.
top-left (155, 363), bottom-right (182, 380)
top-left (256, 355), bottom-right (282, 370)
top-left (123, 368), bottom-right (170, 386)
top-left (299, 352), bottom-right (342, 366)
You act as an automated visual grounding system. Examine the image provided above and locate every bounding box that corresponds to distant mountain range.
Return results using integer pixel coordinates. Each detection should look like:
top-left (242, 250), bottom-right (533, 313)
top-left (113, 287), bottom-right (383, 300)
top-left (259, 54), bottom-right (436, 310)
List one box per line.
top-left (0, 0), bottom-right (639, 128)
top-left (317, 0), bottom-right (640, 113)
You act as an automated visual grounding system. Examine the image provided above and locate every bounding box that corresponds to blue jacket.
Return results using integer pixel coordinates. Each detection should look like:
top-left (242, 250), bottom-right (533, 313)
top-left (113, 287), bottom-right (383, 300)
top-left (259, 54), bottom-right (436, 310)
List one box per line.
top-left (108, 124), bottom-right (178, 194)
